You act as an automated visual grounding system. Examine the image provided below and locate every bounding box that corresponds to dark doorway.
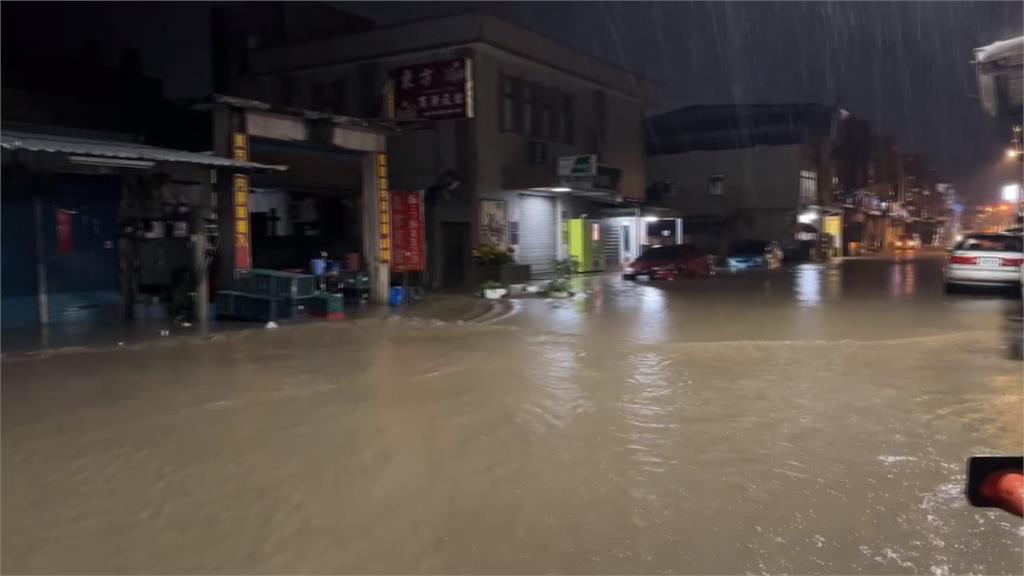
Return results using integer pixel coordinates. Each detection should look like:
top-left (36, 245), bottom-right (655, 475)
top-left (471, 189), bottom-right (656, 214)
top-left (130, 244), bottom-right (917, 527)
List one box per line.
top-left (440, 222), bottom-right (470, 290)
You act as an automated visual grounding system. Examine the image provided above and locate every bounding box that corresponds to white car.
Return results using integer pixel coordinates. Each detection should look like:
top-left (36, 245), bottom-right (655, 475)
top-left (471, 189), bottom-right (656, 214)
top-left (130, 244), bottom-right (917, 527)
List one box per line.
top-left (944, 233), bottom-right (1023, 292)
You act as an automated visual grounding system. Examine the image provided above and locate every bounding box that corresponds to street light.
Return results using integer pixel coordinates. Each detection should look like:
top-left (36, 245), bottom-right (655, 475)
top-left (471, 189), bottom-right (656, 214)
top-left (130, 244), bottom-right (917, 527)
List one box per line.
top-left (1002, 183), bottom-right (1021, 203)
top-left (797, 209), bottom-right (818, 224)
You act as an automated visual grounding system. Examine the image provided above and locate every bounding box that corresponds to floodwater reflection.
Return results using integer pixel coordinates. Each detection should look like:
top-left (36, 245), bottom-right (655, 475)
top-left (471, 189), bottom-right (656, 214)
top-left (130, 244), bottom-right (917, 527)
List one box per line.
top-left (793, 264), bottom-right (824, 307)
top-left (889, 258), bottom-right (918, 298)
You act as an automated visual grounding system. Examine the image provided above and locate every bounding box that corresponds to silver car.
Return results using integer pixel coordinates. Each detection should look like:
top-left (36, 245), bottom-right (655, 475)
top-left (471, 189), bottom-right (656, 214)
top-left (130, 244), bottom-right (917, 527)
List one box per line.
top-left (944, 233), bottom-right (1023, 292)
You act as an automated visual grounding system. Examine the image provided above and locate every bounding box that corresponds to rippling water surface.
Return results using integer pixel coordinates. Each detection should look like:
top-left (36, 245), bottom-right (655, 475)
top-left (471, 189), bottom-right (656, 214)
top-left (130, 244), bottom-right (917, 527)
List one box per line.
top-left (3, 255), bottom-right (1021, 573)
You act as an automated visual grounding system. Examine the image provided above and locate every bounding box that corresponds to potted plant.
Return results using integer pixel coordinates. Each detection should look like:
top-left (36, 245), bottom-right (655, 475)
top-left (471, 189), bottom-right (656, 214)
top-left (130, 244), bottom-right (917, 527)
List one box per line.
top-left (480, 281), bottom-right (507, 299)
top-left (471, 244), bottom-right (530, 285)
top-left (546, 277), bottom-right (573, 298)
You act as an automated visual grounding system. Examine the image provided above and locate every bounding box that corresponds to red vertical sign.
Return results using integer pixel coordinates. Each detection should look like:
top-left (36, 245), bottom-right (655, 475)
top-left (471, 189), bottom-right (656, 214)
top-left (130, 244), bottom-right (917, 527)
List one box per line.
top-left (390, 191), bottom-right (424, 272)
top-left (233, 174), bottom-right (251, 269)
top-left (55, 209), bottom-right (74, 255)
top-left (232, 132), bottom-right (251, 270)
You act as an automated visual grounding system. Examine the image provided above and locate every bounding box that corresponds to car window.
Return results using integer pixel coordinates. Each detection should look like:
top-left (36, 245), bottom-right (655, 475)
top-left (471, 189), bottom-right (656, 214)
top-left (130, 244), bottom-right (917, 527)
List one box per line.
top-left (955, 235), bottom-right (1023, 253)
top-left (637, 246), bottom-right (673, 261)
top-left (732, 241), bottom-right (767, 254)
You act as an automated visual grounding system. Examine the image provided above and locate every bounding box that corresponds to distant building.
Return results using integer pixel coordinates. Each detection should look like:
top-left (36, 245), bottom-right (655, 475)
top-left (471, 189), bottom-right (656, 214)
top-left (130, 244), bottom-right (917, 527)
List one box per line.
top-left (645, 103), bottom-right (849, 257)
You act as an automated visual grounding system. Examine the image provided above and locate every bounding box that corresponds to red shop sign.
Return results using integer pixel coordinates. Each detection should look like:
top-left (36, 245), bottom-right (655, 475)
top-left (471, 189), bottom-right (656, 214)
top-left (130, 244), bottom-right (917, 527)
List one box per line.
top-left (390, 190), bottom-right (425, 272)
top-left (55, 209), bottom-right (74, 255)
top-left (391, 58), bottom-right (473, 121)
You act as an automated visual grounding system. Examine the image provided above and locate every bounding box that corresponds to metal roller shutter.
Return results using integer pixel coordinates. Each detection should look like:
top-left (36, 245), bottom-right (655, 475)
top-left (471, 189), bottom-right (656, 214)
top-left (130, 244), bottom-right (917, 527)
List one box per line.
top-left (602, 223), bottom-right (621, 268)
top-left (517, 194), bottom-right (557, 278)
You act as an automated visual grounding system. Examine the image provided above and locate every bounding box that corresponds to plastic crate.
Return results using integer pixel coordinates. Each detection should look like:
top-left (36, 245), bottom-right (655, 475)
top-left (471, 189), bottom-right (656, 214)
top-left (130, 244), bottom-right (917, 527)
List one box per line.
top-left (216, 291), bottom-right (289, 322)
top-left (308, 293), bottom-right (344, 317)
top-left (235, 269), bottom-right (316, 298)
top-left (288, 296), bottom-right (317, 318)
top-left (338, 270), bottom-right (370, 290)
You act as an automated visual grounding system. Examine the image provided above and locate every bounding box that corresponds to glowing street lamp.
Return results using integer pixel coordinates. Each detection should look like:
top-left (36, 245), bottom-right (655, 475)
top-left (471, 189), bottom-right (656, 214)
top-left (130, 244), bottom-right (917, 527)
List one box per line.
top-left (1001, 183), bottom-right (1021, 203)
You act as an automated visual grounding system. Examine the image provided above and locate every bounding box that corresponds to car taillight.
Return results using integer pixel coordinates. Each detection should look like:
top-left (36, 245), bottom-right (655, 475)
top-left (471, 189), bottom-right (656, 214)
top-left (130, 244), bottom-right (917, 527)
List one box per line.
top-left (948, 255), bottom-right (977, 265)
top-left (1001, 258), bottom-right (1023, 267)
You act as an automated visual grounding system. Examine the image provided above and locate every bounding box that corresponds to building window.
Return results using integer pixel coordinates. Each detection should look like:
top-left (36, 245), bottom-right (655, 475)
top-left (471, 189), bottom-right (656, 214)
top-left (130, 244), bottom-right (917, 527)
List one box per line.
top-left (277, 75), bottom-right (295, 107)
top-left (538, 87), bottom-right (552, 139)
top-left (501, 75), bottom-right (519, 132)
top-left (708, 174), bottom-right (724, 195)
top-left (548, 89), bottom-right (561, 140)
top-left (311, 80), bottom-right (347, 114)
top-left (800, 170), bottom-right (818, 203)
top-left (524, 83), bottom-right (532, 135)
top-left (560, 94), bottom-right (574, 144)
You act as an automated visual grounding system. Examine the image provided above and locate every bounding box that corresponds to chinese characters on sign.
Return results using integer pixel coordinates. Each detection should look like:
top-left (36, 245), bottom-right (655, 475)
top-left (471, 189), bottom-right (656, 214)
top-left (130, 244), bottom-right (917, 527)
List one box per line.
top-left (232, 132), bottom-right (251, 270)
top-left (233, 174), bottom-right (251, 269)
top-left (232, 133), bottom-right (248, 162)
top-left (392, 58), bottom-right (474, 121)
top-left (390, 191), bottom-right (425, 273)
top-left (377, 153), bottom-right (390, 264)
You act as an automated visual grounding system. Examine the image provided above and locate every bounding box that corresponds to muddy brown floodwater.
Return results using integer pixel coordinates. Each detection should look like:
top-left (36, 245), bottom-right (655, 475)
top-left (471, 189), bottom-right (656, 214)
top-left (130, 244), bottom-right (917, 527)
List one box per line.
top-left (3, 253), bottom-right (1022, 574)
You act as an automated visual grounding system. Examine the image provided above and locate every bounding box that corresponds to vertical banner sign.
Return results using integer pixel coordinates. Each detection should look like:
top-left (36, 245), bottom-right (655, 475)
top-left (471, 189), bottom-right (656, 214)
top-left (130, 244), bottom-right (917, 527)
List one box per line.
top-left (390, 191), bottom-right (425, 272)
top-left (55, 209), bottom-right (74, 255)
top-left (377, 153), bottom-right (390, 263)
top-left (232, 132), bottom-right (251, 270)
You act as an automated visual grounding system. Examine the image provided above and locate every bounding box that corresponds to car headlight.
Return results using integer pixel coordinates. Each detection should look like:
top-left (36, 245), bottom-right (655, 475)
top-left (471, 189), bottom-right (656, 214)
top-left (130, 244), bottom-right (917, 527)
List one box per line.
top-left (624, 266), bottom-right (635, 274)
top-left (652, 265), bottom-right (675, 272)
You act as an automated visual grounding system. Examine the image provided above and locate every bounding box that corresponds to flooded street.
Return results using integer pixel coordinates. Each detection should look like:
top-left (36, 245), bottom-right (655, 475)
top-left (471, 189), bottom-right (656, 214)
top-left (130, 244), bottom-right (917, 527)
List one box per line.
top-left (3, 252), bottom-right (1022, 574)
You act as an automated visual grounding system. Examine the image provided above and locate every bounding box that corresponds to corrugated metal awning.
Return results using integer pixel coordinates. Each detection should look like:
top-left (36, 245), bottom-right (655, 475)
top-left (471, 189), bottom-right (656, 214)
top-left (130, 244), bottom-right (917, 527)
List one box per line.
top-left (0, 130), bottom-right (286, 171)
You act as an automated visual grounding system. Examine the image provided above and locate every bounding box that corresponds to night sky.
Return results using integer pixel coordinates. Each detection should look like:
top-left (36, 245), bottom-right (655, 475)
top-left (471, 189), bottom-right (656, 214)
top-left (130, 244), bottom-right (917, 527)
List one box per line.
top-left (4, 1), bottom-right (1021, 199)
top-left (349, 1), bottom-right (1023, 197)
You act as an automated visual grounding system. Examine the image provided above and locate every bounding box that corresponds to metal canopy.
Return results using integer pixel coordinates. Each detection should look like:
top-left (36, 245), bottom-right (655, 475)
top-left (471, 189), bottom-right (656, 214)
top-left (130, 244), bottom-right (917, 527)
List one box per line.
top-left (0, 129), bottom-right (287, 171)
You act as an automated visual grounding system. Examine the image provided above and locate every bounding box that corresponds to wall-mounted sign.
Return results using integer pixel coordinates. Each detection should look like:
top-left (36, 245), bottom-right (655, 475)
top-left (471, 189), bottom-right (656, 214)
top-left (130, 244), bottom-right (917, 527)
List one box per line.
top-left (557, 154), bottom-right (597, 177)
top-left (55, 209), bottom-right (74, 255)
top-left (390, 190), bottom-right (425, 272)
top-left (232, 131), bottom-right (251, 270)
top-left (480, 200), bottom-right (508, 248)
top-left (392, 58), bottom-right (474, 121)
top-left (376, 153), bottom-right (390, 264)
top-left (233, 174), bottom-right (251, 269)
top-left (593, 165), bottom-right (622, 191)
top-left (559, 164), bottom-right (622, 193)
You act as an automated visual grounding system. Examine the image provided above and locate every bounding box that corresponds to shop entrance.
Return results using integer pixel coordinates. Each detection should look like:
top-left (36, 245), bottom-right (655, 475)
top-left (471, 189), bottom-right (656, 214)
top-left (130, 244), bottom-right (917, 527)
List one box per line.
top-left (248, 140), bottom-right (364, 273)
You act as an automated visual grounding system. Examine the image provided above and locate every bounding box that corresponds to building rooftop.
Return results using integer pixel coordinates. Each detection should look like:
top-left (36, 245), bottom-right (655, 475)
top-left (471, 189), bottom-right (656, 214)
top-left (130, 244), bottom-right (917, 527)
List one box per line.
top-left (646, 103), bottom-right (842, 155)
top-left (248, 12), bottom-right (658, 103)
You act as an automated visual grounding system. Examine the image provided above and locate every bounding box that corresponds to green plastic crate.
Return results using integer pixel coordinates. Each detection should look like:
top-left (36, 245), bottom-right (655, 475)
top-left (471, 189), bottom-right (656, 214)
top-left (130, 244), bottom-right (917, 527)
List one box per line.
top-left (236, 269), bottom-right (316, 298)
top-left (338, 270), bottom-right (370, 290)
top-left (288, 296), bottom-right (317, 318)
top-left (216, 291), bottom-right (289, 322)
top-left (308, 293), bottom-right (344, 316)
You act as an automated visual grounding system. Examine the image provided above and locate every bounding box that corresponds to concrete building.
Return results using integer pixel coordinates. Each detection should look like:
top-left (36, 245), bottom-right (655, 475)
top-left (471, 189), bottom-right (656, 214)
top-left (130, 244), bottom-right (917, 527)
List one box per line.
top-left (221, 12), bottom-right (656, 284)
top-left (646, 104), bottom-right (846, 258)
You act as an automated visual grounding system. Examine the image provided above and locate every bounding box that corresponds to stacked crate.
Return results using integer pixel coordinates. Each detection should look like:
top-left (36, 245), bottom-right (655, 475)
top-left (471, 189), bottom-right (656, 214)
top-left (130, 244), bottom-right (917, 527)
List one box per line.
top-left (216, 269), bottom-right (318, 322)
top-left (338, 270), bottom-right (370, 303)
top-left (308, 293), bottom-right (345, 320)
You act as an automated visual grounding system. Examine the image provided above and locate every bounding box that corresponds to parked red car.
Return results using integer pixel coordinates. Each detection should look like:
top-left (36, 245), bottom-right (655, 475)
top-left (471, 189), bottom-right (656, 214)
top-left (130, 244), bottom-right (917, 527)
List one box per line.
top-left (622, 244), bottom-right (716, 280)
